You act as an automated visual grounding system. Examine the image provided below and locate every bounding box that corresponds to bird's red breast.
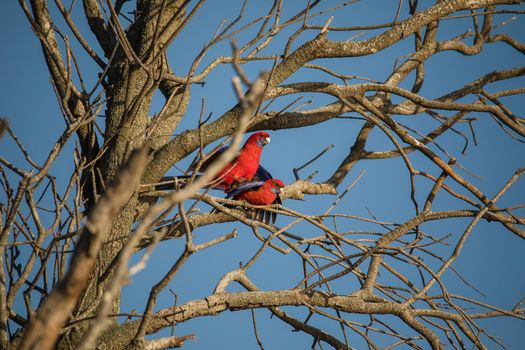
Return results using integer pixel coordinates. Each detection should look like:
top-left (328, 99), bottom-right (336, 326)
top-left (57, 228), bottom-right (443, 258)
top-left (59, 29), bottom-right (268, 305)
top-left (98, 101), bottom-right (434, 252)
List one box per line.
top-left (214, 132), bottom-right (270, 190)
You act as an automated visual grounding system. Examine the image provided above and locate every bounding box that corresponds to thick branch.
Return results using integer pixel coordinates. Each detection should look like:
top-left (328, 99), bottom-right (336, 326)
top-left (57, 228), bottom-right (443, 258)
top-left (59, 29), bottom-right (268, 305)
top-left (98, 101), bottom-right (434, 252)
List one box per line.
top-left (18, 147), bottom-right (150, 350)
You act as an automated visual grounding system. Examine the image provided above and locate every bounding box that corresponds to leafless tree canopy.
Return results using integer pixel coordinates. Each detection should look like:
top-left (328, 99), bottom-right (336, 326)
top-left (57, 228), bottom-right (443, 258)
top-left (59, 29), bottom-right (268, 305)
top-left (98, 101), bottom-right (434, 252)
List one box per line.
top-left (1, 0), bottom-right (524, 349)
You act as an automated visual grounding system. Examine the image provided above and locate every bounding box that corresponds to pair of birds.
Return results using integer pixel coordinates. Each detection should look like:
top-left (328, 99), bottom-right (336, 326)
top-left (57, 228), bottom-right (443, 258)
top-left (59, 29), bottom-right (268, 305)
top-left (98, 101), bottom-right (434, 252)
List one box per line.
top-left (160, 132), bottom-right (284, 222)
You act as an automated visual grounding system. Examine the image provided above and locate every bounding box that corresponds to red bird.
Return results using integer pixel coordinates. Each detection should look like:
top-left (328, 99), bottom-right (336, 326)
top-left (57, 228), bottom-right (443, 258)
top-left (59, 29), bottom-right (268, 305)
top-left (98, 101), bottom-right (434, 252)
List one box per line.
top-left (229, 179), bottom-right (284, 205)
top-left (156, 132), bottom-right (271, 192)
top-left (202, 131), bottom-right (271, 191)
top-left (226, 178), bottom-right (285, 223)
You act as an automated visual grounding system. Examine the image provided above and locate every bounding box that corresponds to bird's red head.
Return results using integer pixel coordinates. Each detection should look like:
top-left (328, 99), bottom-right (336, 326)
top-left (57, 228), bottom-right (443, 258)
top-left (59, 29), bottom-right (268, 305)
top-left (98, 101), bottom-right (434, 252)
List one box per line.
top-left (267, 179), bottom-right (285, 195)
top-left (269, 179), bottom-right (285, 188)
top-left (246, 131), bottom-right (271, 148)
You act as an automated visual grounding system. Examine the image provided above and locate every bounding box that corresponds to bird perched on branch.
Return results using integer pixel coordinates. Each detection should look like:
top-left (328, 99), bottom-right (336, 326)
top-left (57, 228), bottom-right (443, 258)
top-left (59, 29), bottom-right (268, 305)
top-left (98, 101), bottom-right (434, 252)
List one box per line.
top-left (154, 132), bottom-right (285, 223)
top-left (228, 179), bottom-right (284, 205)
top-left (223, 166), bottom-right (285, 224)
top-left (156, 131), bottom-right (271, 192)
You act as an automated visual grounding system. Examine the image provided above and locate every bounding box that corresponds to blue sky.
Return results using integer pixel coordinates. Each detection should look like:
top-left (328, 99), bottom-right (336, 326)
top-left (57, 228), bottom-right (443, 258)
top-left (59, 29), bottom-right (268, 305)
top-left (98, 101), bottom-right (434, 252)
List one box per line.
top-left (1, 1), bottom-right (524, 349)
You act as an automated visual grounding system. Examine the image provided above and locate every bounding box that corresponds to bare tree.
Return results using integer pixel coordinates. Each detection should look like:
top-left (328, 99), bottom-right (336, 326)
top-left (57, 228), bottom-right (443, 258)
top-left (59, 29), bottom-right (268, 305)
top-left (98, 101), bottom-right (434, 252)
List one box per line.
top-left (1, 0), bottom-right (524, 349)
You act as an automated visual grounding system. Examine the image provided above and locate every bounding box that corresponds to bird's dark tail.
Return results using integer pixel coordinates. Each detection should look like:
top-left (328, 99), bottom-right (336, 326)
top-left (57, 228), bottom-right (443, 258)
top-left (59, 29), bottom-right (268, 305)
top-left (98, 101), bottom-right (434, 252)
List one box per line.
top-left (211, 204), bottom-right (278, 224)
top-left (251, 208), bottom-right (277, 225)
top-left (253, 194), bottom-right (281, 224)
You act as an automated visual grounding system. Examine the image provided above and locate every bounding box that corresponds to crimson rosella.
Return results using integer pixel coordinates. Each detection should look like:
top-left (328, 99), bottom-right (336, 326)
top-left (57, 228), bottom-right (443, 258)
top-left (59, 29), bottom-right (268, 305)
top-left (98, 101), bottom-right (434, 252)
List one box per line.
top-left (156, 131), bottom-right (271, 192)
top-left (225, 166), bottom-right (284, 223)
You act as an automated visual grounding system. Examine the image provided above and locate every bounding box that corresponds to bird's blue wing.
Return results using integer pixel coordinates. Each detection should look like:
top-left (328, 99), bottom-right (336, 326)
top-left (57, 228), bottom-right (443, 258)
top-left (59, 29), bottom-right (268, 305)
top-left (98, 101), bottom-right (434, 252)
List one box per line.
top-left (254, 164), bottom-right (273, 181)
top-left (226, 180), bottom-right (265, 198)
